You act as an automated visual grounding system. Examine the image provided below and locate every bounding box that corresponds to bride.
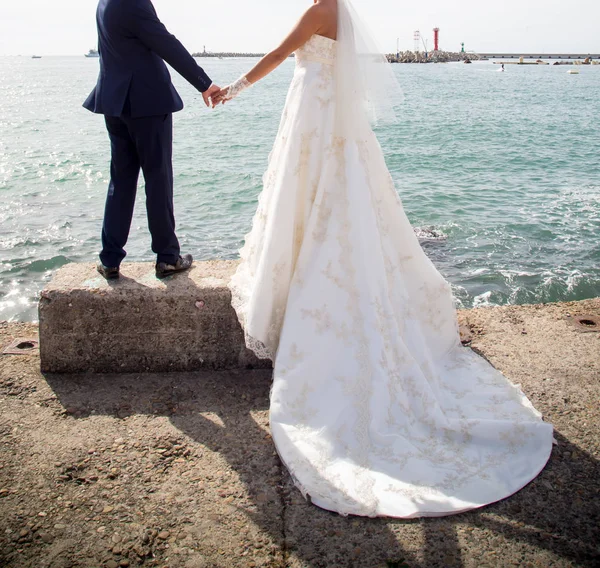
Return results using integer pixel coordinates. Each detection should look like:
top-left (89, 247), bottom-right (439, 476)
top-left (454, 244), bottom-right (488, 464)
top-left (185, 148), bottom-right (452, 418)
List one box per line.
top-left (213, 0), bottom-right (553, 518)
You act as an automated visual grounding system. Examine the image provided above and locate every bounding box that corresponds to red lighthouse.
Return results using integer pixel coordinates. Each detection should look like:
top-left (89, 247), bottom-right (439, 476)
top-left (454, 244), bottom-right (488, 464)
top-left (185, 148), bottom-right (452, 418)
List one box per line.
top-left (433, 28), bottom-right (440, 51)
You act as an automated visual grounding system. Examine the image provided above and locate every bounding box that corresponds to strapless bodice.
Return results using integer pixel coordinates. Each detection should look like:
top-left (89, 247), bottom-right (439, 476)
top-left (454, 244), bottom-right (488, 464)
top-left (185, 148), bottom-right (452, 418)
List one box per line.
top-left (295, 34), bottom-right (337, 66)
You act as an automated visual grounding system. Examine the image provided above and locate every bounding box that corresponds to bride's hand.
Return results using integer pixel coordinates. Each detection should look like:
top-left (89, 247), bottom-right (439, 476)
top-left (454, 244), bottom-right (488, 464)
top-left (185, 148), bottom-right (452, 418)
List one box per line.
top-left (211, 76), bottom-right (252, 107)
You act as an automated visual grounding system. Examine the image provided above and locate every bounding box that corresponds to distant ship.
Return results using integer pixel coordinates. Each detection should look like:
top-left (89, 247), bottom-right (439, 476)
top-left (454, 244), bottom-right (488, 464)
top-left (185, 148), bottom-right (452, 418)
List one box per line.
top-left (85, 49), bottom-right (99, 58)
top-left (32, 55), bottom-right (42, 59)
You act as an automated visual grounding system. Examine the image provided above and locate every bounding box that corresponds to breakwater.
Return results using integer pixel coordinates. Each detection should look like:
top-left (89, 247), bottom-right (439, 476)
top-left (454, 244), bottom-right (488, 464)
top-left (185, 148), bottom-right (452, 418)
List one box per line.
top-left (387, 52), bottom-right (599, 64)
top-left (387, 51), bottom-right (482, 63)
top-left (494, 59), bottom-right (599, 66)
top-left (193, 52), bottom-right (297, 59)
top-left (193, 52), bottom-right (266, 58)
top-left (191, 51), bottom-right (598, 64)
top-left (193, 50), bottom-right (483, 63)
top-left (480, 53), bottom-right (599, 60)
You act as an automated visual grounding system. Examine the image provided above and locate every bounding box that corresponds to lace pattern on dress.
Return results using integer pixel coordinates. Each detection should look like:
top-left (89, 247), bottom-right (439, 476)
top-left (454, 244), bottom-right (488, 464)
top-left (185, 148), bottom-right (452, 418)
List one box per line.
top-left (295, 35), bottom-right (337, 66)
top-left (229, 264), bottom-right (275, 361)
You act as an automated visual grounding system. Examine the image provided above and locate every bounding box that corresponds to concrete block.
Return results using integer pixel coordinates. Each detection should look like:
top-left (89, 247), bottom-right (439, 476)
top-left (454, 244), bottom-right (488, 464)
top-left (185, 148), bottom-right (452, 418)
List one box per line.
top-left (39, 261), bottom-right (271, 373)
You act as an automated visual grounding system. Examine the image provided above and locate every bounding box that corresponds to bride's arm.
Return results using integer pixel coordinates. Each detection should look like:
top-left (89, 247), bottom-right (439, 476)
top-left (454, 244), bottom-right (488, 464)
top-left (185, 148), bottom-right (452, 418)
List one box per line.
top-left (246, 5), bottom-right (325, 84)
top-left (215, 5), bottom-right (326, 103)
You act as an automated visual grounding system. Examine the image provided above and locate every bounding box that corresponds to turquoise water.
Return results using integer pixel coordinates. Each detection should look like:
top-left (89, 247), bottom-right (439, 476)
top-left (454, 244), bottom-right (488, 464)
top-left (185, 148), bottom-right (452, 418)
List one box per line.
top-left (1, 56), bottom-right (599, 321)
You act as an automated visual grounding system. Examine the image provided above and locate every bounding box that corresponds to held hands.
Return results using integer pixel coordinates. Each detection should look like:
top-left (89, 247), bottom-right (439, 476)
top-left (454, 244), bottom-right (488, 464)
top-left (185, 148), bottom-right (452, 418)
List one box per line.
top-left (211, 87), bottom-right (229, 107)
top-left (210, 76), bottom-right (252, 108)
top-left (202, 84), bottom-right (222, 107)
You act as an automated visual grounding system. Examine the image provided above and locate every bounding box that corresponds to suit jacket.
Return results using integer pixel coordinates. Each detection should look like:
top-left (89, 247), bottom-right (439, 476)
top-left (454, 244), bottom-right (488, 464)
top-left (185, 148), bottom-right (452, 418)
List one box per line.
top-left (83, 0), bottom-right (212, 118)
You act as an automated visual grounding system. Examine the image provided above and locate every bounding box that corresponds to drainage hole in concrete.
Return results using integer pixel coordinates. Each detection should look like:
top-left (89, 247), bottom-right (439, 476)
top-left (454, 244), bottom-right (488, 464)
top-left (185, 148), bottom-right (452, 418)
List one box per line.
top-left (579, 319), bottom-right (597, 327)
top-left (16, 342), bottom-right (36, 350)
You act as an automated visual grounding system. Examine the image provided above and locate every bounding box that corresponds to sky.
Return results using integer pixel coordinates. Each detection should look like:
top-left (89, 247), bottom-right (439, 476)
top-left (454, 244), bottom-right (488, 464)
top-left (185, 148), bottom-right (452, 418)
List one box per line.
top-left (0, 0), bottom-right (598, 56)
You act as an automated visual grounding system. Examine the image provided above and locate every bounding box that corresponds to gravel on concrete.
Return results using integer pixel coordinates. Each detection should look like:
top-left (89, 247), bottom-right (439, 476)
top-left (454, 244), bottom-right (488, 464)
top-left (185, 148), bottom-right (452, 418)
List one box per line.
top-left (0, 297), bottom-right (599, 567)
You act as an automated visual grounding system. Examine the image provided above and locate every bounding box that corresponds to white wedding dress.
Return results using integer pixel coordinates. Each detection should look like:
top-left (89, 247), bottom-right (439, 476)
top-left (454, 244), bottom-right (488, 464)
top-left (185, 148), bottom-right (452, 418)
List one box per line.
top-left (229, 34), bottom-right (553, 518)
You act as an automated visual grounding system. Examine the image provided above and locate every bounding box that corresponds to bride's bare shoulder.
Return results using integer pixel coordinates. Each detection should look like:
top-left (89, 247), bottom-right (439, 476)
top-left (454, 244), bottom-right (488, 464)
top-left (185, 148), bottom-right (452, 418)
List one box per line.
top-left (310, 0), bottom-right (338, 38)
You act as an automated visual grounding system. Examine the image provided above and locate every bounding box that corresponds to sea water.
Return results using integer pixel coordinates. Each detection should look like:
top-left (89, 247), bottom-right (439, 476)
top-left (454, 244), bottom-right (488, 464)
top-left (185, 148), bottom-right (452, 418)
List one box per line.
top-left (0, 56), bottom-right (598, 321)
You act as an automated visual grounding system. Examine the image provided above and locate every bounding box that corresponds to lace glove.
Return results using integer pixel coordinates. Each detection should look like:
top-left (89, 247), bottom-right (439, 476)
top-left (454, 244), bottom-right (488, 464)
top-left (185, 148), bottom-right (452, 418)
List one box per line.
top-left (222, 76), bottom-right (251, 102)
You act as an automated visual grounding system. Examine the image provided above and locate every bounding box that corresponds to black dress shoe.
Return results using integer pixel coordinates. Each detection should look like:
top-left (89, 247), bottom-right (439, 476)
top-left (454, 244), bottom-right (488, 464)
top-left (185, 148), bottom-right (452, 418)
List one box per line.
top-left (155, 254), bottom-right (193, 279)
top-left (96, 262), bottom-right (120, 280)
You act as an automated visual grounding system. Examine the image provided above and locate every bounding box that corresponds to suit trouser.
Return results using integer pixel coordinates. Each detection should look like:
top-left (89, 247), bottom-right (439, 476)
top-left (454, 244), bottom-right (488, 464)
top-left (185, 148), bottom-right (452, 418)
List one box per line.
top-left (100, 113), bottom-right (180, 267)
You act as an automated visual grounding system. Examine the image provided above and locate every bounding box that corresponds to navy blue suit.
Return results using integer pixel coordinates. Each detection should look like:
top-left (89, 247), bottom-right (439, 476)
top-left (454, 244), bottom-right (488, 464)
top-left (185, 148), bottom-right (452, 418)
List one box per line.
top-left (84, 0), bottom-right (212, 266)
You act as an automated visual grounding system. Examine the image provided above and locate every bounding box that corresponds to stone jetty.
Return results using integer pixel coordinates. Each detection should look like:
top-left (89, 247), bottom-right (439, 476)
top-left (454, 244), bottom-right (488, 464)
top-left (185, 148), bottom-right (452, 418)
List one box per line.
top-left (193, 51), bottom-right (267, 58)
top-left (387, 51), bottom-right (482, 63)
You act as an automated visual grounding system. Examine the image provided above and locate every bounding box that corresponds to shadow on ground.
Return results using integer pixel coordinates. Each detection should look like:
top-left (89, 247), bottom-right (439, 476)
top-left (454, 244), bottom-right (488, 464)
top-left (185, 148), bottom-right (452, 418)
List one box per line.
top-left (42, 369), bottom-right (600, 568)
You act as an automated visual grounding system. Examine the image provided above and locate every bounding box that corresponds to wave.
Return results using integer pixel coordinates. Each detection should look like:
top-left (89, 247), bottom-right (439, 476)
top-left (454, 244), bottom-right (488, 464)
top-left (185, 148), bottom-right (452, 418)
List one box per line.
top-left (20, 255), bottom-right (71, 273)
top-left (459, 270), bottom-right (600, 309)
top-left (413, 226), bottom-right (448, 241)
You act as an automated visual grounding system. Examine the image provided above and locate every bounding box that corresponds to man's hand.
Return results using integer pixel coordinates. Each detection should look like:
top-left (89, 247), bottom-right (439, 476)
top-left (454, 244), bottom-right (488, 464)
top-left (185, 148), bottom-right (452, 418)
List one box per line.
top-left (202, 84), bottom-right (221, 107)
top-left (211, 87), bottom-right (230, 107)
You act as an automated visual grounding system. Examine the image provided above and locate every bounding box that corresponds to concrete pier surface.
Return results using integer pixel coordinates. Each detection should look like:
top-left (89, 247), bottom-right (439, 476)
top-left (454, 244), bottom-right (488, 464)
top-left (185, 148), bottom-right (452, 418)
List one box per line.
top-left (39, 261), bottom-right (268, 374)
top-left (2, 292), bottom-right (599, 566)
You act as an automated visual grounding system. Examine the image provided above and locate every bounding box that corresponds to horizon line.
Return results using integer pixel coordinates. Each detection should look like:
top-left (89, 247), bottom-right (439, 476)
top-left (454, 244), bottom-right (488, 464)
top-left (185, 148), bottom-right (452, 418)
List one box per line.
top-left (3, 50), bottom-right (599, 57)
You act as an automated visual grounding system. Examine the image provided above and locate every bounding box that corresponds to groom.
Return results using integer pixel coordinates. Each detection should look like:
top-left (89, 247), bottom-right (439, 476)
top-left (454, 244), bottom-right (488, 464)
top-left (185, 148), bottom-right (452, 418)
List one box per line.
top-left (83, 0), bottom-right (220, 280)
